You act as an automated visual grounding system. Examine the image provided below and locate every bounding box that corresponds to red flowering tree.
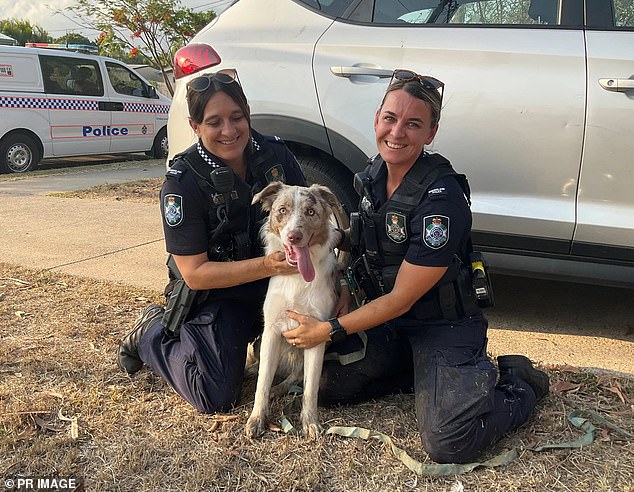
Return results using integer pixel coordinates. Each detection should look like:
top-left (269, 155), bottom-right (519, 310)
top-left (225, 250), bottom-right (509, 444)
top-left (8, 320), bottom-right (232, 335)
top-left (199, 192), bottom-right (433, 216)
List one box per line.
top-left (69, 0), bottom-right (215, 95)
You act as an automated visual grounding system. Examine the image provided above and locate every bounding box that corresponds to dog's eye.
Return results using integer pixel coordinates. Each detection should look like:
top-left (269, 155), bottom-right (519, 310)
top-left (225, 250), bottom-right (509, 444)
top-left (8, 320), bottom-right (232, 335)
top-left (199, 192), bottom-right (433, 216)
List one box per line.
top-left (278, 206), bottom-right (287, 214)
top-left (307, 208), bottom-right (315, 216)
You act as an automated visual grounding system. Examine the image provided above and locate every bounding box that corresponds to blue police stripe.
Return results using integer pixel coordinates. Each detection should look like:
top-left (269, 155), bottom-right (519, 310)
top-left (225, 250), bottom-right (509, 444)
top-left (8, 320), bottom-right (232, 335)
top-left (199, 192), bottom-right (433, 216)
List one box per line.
top-left (0, 96), bottom-right (99, 111)
top-left (123, 102), bottom-right (170, 114)
top-left (0, 96), bottom-right (168, 114)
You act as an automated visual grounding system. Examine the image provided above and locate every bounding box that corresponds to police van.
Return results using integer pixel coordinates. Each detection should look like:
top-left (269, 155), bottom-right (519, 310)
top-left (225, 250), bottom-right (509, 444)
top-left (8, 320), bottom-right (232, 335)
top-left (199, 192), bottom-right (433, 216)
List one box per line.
top-left (0, 44), bottom-right (171, 173)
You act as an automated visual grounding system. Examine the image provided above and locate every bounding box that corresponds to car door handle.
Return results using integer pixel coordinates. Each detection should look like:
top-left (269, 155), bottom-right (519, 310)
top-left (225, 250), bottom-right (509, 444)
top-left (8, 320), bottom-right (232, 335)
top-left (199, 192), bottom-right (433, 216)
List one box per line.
top-left (598, 78), bottom-right (634, 92)
top-left (330, 66), bottom-right (394, 78)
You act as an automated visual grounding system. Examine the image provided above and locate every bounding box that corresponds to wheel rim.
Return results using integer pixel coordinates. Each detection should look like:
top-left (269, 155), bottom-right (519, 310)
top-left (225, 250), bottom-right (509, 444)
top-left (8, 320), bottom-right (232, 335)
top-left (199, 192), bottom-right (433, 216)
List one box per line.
top-left (160, 135), bottom-right (168, 157)
top-left (6, 143), bottom-right (33, 173)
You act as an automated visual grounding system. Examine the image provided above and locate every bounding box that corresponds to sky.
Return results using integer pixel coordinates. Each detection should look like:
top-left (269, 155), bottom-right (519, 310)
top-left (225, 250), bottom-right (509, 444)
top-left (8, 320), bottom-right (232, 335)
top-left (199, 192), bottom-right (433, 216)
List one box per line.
top-left (0, 0), bottom-right (234, 40)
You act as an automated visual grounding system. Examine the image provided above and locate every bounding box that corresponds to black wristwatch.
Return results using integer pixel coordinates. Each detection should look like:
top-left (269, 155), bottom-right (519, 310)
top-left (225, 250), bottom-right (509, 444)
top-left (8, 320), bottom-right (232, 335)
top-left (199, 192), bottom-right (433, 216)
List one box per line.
top-left (328, 317), bottom-right (347, 344)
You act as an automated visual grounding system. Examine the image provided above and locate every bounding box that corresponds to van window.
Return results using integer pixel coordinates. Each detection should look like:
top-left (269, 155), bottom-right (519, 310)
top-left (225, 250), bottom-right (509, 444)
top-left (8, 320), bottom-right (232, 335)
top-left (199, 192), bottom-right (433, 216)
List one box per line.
top-left (106, 62), bottom-right (155, 98)
top-left (39, 55), bottom-right (104, 96)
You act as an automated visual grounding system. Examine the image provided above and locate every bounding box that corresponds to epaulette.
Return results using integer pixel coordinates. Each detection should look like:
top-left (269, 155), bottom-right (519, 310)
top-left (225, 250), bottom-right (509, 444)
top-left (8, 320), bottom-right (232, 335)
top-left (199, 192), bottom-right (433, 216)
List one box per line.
top-left (165, 154), bottom-right (190, 181)
top-left (427, 180), bottom-right (449, 200)
top-left (263, 135), bottom-right (285, 144)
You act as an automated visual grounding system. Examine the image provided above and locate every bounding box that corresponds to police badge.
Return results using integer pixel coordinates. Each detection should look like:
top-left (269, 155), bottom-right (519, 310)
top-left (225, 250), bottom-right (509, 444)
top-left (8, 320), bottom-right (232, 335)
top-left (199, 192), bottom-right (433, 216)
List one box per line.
top-left (264, 164), bottom-right (286, 183)
top-left (386, 211), bottom-right (407, 243)
top-left (423, 215), bottom-right (449, 249)
top-left (164, 194), bottom-right (183, 227)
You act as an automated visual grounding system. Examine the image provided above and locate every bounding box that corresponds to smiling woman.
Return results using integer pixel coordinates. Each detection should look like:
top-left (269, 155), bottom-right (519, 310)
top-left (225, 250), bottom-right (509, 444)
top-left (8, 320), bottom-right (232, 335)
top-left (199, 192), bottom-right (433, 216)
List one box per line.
top-left (115, 67), bottom-right (313, 418)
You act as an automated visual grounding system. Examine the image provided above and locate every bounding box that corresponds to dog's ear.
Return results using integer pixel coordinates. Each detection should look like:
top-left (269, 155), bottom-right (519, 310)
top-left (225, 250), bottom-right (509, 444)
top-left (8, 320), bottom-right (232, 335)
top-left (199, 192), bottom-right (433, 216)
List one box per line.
top-left (252, 181), bottom-right (285, 210)
top-left (309, 184), bottom-right (343, 215)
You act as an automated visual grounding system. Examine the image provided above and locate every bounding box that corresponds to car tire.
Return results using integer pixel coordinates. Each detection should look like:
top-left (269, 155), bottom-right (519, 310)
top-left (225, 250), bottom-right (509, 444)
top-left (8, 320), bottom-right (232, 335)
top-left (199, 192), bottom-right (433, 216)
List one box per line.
top-left (0, 134), bottom-right (40, 174)
top-left (152, 127), bottom-right (168, 159)
top-left (297, 155), bottom-right (357, 228)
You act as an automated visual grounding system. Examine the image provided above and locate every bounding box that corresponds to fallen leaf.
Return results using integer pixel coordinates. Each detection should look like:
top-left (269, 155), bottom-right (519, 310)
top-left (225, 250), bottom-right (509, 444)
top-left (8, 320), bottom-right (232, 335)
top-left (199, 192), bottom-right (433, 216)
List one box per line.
top-left (557, 364), bottom-right (581, 373)
top-left (212, 415), bottom-right (239, 423)
top-left (606, 384), bottom-right (627, 404)
top-left (58, 409), bottom-right (79, 439)
top-left (42, 391), bottom-right (64, 399)
top-left (267, 421), bottom-right (283, 433)
top-left (552, 381), bottom-right (582, 395)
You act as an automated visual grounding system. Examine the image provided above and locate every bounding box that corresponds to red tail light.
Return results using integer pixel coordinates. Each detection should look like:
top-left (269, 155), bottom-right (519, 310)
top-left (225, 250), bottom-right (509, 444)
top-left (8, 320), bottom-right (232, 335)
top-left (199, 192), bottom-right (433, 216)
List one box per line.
top-left (173, 43), bottom-right (222, 79)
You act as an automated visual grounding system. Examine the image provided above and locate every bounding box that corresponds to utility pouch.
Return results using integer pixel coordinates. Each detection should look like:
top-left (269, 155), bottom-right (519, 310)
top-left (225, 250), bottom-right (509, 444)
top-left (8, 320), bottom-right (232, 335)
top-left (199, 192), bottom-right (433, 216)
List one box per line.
top-left (232, 230), bottom-right (251, 260)
top-left (162, 255), bottom-right (198, 337)
top-left (349, 212), bottom-right (361, 250)
top-left (162, 278), bottom-right (198, 338)
top-left (346, 254), bottom-right (380, 305)
top-left (380, 264), bottom-right (400, 293)
top-left (469, 252), bottom-right (495, 308)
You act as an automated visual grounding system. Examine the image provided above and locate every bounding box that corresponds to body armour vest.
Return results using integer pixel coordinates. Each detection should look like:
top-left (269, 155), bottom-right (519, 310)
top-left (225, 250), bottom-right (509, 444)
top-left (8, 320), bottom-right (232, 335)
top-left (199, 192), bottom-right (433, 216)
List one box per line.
top-left (358, 153), bottom-right (479, 321)
top-left (170, 132), bottom-right (289, 262)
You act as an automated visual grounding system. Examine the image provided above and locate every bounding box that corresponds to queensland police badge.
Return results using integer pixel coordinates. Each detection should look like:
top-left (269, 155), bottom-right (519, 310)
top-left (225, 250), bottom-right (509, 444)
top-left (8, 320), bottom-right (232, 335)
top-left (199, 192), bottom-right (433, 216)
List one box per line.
top-left (164, 194), bottom-right (183, 227)
top-left (386, 212), bottom-right (407, 243)
top-left (423, 215), bottom-right (449, 249)
top-left (265, 164), bottom-right (285, 183)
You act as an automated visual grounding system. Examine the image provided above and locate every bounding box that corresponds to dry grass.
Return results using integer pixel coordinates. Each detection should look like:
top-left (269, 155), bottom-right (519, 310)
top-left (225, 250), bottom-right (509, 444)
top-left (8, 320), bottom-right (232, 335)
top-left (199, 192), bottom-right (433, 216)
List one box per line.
top-left (49, 178), bottom-right (164, 204)
top-left (1, 179), bottom-right (633, 491)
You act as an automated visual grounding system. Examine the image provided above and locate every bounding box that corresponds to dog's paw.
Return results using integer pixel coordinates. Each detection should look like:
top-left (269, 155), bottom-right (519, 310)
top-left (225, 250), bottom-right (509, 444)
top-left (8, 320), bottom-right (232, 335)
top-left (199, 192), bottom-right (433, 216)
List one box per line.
top-left (302, 420), bottom-right (323, 440)
top-left (244, 415), bottom-right (266, 439)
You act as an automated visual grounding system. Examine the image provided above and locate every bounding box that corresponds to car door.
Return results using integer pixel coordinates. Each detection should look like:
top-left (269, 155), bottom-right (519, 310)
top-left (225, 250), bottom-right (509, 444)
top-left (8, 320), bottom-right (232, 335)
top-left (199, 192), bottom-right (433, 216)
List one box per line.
top-left (575, 0), bottom-right (634, 264)
top-left (104, 61), bottom-right (159, 153)
top-left (313, 0), bottom-right (586, 255)
top-left (40, 54), bottom-right (111, 155)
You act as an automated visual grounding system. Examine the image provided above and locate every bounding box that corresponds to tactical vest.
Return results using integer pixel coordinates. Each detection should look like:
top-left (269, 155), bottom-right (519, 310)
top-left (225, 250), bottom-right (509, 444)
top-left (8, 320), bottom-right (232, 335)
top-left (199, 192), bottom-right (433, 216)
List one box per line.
top-left (170, 132), bottom-right (289, 262)
top-left (356, 153), bottom-right (480, 321)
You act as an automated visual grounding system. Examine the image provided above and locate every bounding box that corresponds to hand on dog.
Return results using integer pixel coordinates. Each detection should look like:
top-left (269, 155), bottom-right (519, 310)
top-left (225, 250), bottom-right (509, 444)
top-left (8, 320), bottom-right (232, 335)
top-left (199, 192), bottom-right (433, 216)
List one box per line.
top-left (264, 251), bottom-right (298, 276)
top-left (283, 311), bottom-right (330, 349)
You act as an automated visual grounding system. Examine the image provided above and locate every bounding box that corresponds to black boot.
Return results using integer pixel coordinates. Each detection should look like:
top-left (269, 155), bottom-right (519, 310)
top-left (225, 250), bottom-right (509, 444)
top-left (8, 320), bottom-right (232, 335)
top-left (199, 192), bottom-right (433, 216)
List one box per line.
top-left (498, 355), bottom-right (549, 401)
top-left (117, 304), bottom-right (164, 374)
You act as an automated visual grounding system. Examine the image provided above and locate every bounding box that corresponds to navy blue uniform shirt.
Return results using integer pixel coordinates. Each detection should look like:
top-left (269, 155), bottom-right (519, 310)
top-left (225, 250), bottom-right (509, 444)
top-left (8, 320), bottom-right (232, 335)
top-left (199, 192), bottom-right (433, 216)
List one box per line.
top-left (160, 134), bottom-right (305, 257)
top-left (371, 160), bottom-right (472, 268)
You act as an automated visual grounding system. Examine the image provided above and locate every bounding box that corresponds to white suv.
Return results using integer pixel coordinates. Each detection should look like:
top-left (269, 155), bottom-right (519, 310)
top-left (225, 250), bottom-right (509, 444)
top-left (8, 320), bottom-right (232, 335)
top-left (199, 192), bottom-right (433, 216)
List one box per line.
top-left (167, 0), bottom-right (634, 286)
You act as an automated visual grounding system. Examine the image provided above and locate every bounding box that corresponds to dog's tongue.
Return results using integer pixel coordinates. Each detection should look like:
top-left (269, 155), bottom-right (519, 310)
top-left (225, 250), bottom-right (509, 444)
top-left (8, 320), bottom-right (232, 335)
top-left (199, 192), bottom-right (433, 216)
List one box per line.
top-left (292, 245), bottom-right (315, 282)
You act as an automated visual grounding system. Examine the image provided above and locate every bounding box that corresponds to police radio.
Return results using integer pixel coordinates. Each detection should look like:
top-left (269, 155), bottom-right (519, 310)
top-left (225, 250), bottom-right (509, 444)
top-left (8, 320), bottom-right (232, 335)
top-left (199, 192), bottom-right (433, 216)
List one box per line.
top-left (469, 252), bottom-right (494, 308)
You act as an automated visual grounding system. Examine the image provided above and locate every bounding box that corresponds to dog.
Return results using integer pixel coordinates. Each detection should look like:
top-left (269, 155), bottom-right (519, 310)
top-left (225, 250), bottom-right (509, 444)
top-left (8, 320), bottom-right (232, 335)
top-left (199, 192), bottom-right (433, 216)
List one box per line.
top-left (245, 181), bottom-right (342, 439)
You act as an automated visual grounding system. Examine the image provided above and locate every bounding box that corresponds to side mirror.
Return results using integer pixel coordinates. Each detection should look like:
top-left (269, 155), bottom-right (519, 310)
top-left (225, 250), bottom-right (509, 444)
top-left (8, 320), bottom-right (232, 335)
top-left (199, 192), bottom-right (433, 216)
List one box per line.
top-left (146, 85), bottom-right (157, 98)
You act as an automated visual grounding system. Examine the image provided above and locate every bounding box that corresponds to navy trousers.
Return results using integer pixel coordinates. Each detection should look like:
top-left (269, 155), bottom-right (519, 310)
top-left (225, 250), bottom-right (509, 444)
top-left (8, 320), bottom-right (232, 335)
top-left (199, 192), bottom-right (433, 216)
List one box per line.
top-left (138, 299), bottom-right (261, 413)
top-left (320, 314), bottom-right (537, 464)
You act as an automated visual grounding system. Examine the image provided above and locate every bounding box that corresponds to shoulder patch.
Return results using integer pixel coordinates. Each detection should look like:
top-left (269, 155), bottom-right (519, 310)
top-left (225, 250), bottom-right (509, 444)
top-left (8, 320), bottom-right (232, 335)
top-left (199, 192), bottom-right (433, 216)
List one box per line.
top-left (164, 194), bottom-right (183, 227)
top-left (423, 215), bottom-right (449, 249)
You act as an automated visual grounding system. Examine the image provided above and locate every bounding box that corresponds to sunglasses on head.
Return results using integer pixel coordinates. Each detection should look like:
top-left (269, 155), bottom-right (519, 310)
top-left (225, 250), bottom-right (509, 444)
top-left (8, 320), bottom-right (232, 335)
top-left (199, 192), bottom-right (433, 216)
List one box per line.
top-left (390, 69), bottom-right (445, 107)
top-left (186, 68), bottom-right (240, 93)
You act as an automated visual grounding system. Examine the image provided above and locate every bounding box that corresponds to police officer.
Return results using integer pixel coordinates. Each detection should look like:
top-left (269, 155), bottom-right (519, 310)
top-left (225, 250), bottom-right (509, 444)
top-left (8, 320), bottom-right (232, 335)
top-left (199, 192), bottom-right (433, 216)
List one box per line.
top-left (117, 69), bottom-right (306, 413)
top-left (283, 70), bottom-right (549, 464)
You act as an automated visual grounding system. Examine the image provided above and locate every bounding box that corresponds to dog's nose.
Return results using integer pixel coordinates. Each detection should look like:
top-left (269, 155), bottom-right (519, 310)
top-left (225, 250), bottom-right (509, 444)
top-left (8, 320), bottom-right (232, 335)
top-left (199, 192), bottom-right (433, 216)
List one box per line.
top-left (287, 231), bottom-right (303, 244)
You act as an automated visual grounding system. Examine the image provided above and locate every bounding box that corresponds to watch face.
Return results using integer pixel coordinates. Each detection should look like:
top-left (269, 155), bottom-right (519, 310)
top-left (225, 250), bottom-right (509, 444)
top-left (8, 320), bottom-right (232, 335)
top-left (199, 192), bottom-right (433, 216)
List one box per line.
top-left (331, 328), bottom-right (346, 344)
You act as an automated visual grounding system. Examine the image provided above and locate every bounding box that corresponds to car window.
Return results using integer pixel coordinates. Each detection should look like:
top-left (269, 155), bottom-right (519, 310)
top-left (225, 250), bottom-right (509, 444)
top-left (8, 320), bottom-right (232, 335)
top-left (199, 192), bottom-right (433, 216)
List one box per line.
top-left (374, 0), bottom-right (561, 25)
top-left (615, 0), bottom-right (634, 27)
top-left (106, 62), bottom-right (152, 97)
top-left (39, 55), bottom-right (104, 96)
top-left (298, 0), bottom-right (351, 17)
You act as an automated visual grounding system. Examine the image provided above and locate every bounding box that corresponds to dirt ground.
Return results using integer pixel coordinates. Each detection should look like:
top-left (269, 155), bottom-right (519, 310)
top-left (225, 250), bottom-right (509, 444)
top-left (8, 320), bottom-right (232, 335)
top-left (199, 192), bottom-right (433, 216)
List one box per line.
top-left (1, 178), bottom-right (633, 491)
